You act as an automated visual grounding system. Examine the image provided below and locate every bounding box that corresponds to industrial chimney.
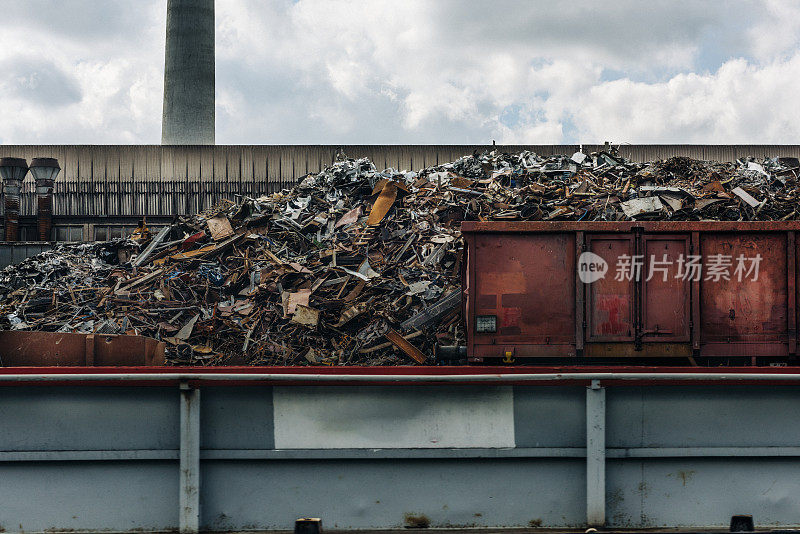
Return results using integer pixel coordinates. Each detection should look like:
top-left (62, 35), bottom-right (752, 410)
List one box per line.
top-left (161, 0), bottom-right (215, 145)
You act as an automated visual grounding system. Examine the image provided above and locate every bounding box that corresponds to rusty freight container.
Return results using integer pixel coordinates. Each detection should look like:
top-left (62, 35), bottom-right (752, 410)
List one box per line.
top-left (461, 221), bottom-right (800, 364)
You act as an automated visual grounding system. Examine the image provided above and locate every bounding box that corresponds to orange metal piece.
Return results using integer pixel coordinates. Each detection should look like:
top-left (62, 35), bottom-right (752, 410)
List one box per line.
top-left (367, 181), bottom-right (398, 226)
top-left (154, 244), bottom-right (218, 264)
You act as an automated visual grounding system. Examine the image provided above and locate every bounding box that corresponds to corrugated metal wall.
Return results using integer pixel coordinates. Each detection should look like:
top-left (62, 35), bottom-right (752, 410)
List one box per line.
top-left (0, 145), bottom-right (798, 217)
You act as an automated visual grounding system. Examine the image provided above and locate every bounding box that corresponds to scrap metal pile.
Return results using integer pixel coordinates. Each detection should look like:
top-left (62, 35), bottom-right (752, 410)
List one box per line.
top-left (0, 150), bottom-right (798, 365)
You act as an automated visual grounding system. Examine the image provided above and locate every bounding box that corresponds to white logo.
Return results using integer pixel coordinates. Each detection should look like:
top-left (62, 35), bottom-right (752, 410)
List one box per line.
top-left (578, 251), bottom-right (608, 284)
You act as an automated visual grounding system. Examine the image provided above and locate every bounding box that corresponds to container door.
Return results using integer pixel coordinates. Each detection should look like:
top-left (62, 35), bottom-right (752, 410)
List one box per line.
top-left (586, 235), bottom-right (635, 342)
top-left (470, 232), bottom-right (576, 358)
top-left (700, 232), bottom-right (788, 357)
top-left (641, 235), bottom-right (691, 342)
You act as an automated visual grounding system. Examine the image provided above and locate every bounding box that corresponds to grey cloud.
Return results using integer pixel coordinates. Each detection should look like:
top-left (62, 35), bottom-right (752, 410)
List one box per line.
top-left (0, 57), bottom-right (82, 107)
top-left (216, 62), bottom-right (498, 145)
top-left (0, 0), bottom-right (161, 41)
top-left (214, 0), bottom-right (800, 144)
top-left (430, 0), bottom-right (760, 73)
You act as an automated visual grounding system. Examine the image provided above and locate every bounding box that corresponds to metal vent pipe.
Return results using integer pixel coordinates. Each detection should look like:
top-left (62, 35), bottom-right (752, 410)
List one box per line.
top-left (0, 158), bottom-right (28, 241)
top-left (30, 158), bottom-right (60, 241)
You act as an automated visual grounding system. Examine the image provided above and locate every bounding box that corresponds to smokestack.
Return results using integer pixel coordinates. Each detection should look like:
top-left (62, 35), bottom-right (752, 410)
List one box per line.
top-left (30, 158), bottom-right (60, 241)
top-left (0, 158), bottom-right (28, 242)
top-left (161, 0), bottom-right (215, 145)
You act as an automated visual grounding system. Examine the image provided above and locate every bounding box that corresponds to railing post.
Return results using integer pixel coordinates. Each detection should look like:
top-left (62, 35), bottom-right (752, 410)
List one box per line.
top-left (586, 379), bottom-right (606, 526)
top-left (179, 382), bottom-right (200, 533)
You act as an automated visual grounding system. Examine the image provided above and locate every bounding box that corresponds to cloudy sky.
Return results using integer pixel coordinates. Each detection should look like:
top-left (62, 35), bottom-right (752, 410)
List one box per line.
top-left (0, 0), bottom-right (798, 145)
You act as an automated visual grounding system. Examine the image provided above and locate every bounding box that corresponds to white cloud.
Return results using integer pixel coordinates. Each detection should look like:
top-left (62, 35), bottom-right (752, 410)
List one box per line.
top-left (747, 0), bottom-right (800, 60)
top-left (576, 55), bottom-right (800, 143)
top-left (0, 0), bottom-right (799, 145)
top-left (0, 0), bottom-right (164, 144)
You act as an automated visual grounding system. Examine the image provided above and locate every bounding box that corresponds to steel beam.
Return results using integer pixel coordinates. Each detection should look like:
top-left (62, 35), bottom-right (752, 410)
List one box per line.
top-left (586, 380), bottom-right (606, 526)
top-left (5, 446), bottom-right (800, 463)
top-left (179, 383), bottom-right (200, 533)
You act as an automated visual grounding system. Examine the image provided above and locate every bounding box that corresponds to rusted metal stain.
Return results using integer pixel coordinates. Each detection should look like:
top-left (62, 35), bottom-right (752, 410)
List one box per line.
top-left (594, 294), bottom-right (631, 336)
top-left (585, 342), bottom-right (692, 358)
top-left (588, 236), bottom-right (634, 341)
top-left (0, 330), bottom-right (166, 366)
top-left (403, 513), bottom-right (431, 528)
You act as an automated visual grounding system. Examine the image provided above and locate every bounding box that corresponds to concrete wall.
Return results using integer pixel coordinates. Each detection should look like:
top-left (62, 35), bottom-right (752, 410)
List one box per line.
top-left (1, 382), bottom-right (800, 532)
top-left (0, 145), bottom-right (797, 217)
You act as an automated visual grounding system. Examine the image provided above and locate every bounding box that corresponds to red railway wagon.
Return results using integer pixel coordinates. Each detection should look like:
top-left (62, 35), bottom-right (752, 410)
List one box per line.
top-left (461, 221), bottom-right (800, 364)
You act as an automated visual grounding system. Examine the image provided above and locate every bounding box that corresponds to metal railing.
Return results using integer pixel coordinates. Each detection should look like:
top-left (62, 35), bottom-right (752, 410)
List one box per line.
top-left (1, 370), bottom-right (800, 383)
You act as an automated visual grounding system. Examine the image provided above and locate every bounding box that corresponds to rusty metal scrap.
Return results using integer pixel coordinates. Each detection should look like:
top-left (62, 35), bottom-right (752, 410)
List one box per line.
top-left (0, 149), bottom-right (797, 366)
top-left (382, 327), bottom-right (427, 364)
